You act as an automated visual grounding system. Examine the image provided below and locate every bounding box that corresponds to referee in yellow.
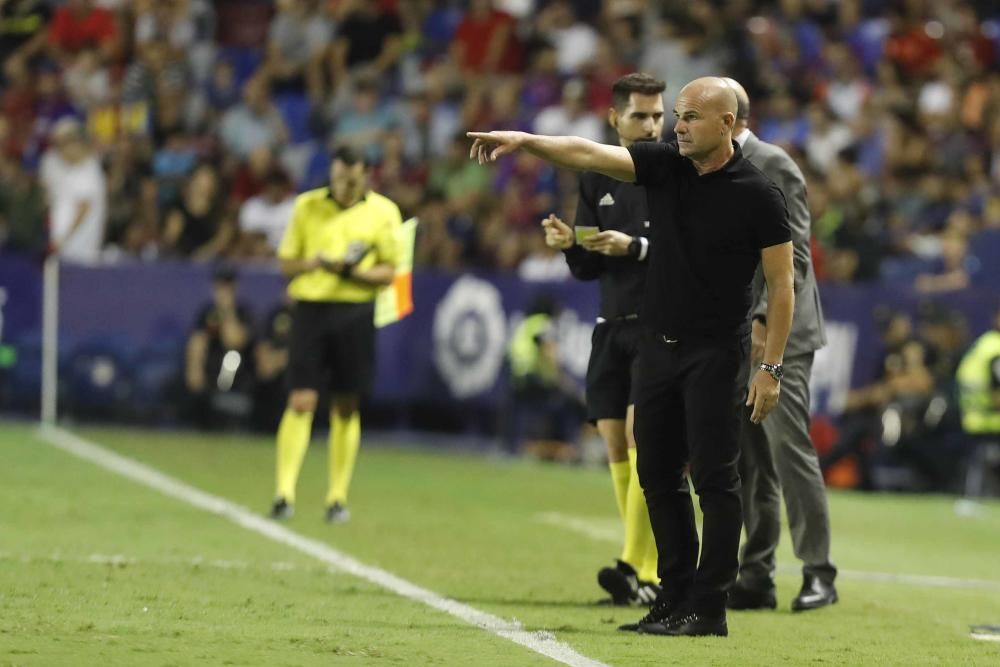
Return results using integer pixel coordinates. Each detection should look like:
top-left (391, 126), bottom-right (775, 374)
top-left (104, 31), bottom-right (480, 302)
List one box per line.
top-left (271, 145), bottom-right (402, 523)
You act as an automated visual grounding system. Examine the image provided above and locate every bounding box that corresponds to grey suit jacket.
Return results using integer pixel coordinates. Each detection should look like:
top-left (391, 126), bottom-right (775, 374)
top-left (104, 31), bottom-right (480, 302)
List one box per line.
top-left (742, 131), bottom-right (827, 356)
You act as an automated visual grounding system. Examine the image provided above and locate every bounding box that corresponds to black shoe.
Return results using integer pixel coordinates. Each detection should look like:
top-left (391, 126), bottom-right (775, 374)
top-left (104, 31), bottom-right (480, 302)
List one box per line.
top-left (640, 610), bottom-right (728, 637)
top-left (791, 575), bottom-right (837, 612)
top-left (270, 498), bottom-right (293, 520)
top-left (636, 580), bottom-right (662, 606)
top-left (325, 502), bottom-right (351, 524)
top-left (726, 581), bottom-right (777, 610)
top-left (618, 595), bottom-right (677, 632)
top-left (598, 559), bottom-right (639, 606)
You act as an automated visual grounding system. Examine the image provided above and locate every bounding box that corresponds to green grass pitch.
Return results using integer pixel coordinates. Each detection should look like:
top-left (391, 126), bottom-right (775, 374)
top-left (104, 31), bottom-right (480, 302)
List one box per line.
top-left (1, 422), bottom-right (998, 666)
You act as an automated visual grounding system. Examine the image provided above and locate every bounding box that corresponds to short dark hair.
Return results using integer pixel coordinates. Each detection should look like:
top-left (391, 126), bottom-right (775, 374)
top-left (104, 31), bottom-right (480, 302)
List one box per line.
top-left (332, 145), bottom-right (367, 167)
top-left (611, 73), bottom-right (666, 110)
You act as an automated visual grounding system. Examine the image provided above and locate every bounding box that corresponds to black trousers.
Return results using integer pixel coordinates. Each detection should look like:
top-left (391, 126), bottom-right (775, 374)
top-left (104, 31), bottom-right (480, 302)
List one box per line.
top-left (633, 329), bottom-right (749, 615)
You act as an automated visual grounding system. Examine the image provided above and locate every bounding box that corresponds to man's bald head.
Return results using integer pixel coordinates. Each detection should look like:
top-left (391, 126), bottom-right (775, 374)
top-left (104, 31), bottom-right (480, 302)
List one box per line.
top-left (677, 77), bottom-right (739, 119)
top-left (673, 77), bottom-right (739, 168)
top-left (720, 77), bottom-right (750, 123)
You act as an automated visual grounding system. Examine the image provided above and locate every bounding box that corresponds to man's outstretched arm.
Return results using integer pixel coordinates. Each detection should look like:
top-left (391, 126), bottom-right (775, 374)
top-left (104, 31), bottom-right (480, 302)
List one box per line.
top-left (467, 131), bottom-right (636, 182)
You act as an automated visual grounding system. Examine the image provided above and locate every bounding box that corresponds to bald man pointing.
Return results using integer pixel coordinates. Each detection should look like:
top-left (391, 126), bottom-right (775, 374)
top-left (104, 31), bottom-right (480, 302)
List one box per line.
top-left (470, 77), bottom-right (795, 637)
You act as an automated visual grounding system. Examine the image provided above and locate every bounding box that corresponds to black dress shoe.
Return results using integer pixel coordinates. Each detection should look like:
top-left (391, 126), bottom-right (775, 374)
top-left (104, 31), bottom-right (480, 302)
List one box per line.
top-left (791, 575), bottom-right (838, 612)
top-left (618, 596), bottom-right (677, 632)
top-left (726, 581), bottom-right (776, 610)
top-left (639, 611), bottom-right (728, 637)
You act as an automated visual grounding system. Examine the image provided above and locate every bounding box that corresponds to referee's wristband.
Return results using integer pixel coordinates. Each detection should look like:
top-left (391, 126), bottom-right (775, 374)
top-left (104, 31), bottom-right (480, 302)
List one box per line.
top-left (628, 237), bottom-right (649, 261)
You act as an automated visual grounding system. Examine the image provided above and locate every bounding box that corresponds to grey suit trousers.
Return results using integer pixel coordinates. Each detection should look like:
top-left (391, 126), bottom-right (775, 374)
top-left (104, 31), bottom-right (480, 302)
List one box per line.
top-left (739, 352), bottom-right (837, 586)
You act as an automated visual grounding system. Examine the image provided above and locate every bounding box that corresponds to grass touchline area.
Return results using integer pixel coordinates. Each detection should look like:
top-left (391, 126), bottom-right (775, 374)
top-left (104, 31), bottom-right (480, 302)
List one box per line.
top-left (2, 422), bottom-right (998, 666)
top-left (35, 425), bottom-right (610, 667)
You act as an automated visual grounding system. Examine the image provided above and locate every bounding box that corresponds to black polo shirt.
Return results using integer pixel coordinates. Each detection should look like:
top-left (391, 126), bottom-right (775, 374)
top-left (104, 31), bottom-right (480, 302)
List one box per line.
top-left (563, 171), bottom-right (649, 319)
top-left (628, 141), bottom-right (791, 341)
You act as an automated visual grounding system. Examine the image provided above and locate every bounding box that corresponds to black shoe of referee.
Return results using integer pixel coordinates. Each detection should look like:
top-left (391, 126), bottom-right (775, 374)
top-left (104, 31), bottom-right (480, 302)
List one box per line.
top-left (270, 498), bottom-right (294, 520)
top-left (325, 502), bottom-right (351, 524)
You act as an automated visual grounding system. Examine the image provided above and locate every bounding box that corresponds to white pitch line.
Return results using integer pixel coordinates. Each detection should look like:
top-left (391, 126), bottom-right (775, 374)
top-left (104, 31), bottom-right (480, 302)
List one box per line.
top-left (536, 511), bottom-right (1000, 593)
top-left (38, 426), bottom-right (609, 667)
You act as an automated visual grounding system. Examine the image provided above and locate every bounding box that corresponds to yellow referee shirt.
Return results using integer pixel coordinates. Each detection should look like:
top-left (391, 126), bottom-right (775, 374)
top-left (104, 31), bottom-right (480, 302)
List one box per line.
top-left (278, 187), bottom-right (402, 303)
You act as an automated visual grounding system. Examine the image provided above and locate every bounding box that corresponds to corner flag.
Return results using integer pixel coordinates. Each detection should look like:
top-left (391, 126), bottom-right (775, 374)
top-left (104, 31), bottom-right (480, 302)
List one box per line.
top-left (375, 217), bottom-right (418, 328)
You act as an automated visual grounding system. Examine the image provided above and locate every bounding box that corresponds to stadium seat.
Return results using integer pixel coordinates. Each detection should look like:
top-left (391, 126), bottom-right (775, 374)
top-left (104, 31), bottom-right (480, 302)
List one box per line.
top-left (879, 256), bottom-right (936, 283)
top-left (299, 144), bottom-right (332, 191)
top-left (130, 342), bottom-right (183, 423)
top-left (2, 333), bottom-right (43, 412)
top-left (968, 230), bottom-right (1000, 285)
top-left (63, 336), bottom-right (136, 421)
top-left (218, 46), bottom-right (263, 87)
top-left (274, 93), bottom-right (315, 144)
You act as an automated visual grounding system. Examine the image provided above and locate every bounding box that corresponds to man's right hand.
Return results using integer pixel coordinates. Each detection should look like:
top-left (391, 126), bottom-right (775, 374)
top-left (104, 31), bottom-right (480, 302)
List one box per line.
top-left (751, 318), bottom-right (766, 365)
top-left (541, 214), bottom-right (573, 250)
top-left (467, 130), bottom-right (526, 164)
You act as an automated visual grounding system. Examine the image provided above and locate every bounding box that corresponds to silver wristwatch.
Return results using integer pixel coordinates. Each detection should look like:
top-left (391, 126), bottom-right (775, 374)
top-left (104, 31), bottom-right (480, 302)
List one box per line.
top-left (759, 362), bottom-right (784, 381)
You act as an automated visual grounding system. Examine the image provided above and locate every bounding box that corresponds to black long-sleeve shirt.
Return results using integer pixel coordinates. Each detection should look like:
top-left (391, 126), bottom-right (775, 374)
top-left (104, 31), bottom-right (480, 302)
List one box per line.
top-left (563, 171), bottom-right (650, 320)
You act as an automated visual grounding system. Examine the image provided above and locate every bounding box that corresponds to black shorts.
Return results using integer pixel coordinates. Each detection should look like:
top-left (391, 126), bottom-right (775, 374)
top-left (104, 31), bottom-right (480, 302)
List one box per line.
top-left (585, 317), bottom-right (642, 421)
top-left (288, 301), bottom-right (376, 395)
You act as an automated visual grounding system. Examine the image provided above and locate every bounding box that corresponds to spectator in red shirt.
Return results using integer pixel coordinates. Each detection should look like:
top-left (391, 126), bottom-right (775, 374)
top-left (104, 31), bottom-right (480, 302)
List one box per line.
top-left (1, 58), bottom-right (36, 159)
top-left (48, 0), bottom-right (119, 65)
top-left (884, 13), bottom-right (941, 78)
top-left (231, 145), bottom-right (278, 206)
top-left (451, 0), bottom-right (521, 76)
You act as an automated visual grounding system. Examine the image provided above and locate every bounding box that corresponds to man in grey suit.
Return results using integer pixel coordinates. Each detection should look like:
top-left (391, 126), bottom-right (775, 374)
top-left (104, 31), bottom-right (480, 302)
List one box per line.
top-left (722, 78), bottom-right (838, 612)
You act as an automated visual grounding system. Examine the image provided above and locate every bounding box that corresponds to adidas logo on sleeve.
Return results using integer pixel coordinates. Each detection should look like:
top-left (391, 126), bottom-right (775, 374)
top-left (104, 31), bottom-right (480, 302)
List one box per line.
top-left (599, 193), bottom-right (615, 206)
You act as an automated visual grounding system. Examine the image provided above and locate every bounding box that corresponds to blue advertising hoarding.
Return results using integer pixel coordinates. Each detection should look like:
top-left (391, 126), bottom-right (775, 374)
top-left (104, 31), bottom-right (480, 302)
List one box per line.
top-left (0, 253), bottom-right (996, 418)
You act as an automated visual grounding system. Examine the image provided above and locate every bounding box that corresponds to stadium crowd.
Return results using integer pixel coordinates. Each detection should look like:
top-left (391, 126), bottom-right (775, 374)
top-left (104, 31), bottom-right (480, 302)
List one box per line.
top-left (2, 0), bottom-right (999, 282)
top-left (1, 0), bottom-right (998, 492)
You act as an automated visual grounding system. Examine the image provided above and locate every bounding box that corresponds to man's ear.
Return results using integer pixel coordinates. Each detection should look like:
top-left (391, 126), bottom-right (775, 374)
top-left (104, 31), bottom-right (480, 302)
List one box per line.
top-left (722, 112), bottom-right (735, 134)
top-left (608, 107), bottom-right (619, 130)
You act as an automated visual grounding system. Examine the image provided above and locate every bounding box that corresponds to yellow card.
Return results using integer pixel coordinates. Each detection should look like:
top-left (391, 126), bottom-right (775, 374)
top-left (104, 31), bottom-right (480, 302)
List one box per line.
top-left (575, 226), bottom-right (599, 242)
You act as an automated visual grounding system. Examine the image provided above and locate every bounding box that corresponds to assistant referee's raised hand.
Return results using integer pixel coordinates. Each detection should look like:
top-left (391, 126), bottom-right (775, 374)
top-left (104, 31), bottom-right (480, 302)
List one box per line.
top-left (747, 370), bottom-right (780, 424)
top-left (467, 131), bottom-right (526, 164)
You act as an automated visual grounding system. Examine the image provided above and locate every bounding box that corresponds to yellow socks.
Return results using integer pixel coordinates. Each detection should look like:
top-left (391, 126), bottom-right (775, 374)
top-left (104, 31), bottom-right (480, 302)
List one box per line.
top-left (275, 407), bottom-right (362, 509)
top-left (621, 447), bottom-right (659, 582)
top-left (275, 408), bottom-right (314, 503)
top-left (327, 410), bottom-right (361, 506)
top-left (609, 458), bottom-right (631, 521)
